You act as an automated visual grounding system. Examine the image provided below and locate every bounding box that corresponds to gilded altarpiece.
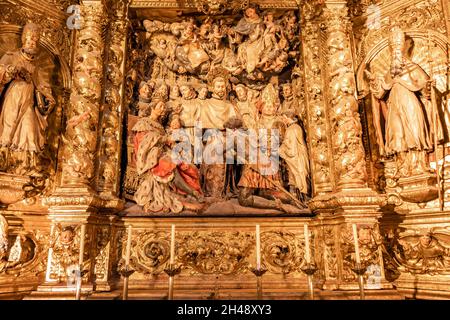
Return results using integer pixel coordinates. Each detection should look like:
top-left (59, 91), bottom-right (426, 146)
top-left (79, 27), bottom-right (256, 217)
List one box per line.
top-left (0, 0), bottom-right (449, 300)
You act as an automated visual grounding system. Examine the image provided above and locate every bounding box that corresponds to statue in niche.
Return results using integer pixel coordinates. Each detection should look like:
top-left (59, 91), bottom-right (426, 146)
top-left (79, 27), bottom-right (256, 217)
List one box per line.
top-left (365, 27), bottom-right (444, 177)
top-left (0, 23), bottom-right (56, 176)
top-left (133, 101), bottom-right (204, 214)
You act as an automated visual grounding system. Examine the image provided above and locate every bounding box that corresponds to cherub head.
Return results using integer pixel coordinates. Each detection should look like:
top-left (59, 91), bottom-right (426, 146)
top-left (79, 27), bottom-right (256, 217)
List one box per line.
top-left (60, 226), bottom-right (75, 245)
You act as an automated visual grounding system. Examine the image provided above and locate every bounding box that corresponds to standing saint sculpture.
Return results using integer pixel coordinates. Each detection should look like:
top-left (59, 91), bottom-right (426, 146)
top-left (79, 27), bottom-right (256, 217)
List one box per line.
top-left (0, 23), bottom-right (55, 175)
top-left (365, 27), bottom-right (443, 176)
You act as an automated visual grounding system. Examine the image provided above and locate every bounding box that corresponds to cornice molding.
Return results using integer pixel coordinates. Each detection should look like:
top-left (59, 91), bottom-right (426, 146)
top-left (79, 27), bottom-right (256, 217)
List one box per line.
top-left (130, 0), bottom-right (299, 9)
top-left (5, 0), bottom-right (70, 23)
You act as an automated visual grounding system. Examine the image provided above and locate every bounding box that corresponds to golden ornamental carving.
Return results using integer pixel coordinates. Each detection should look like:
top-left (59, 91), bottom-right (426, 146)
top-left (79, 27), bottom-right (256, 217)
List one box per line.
top-left (355, 0), bottom-right (447, 65)
top-left (0, 214), bottom-right (8, 272)
top-left (324, 4), bottom-right (368, 189)
top-left (0, 224), bottom-right (50, 278)
top-left (178, 231), bottom-right (253, 275)
top-left (93, 225), bottom-right (112, 282)
top-left (47, 224), bottom-right (90, 282)
top-left (341, 224), bottom-right (383, 282)
top-left (323, 225), bottom-right (338, 280)
top-left (261, 231), bottom-right (303, 274)
top-left (61, 1), bottom-right (107, 187)
top-left (300, 16), bottom-right (333, 195)
top-left (131, 0), bottom-right (299, 9)
top-left (97, 0), bottom-right (130, 201)
top-left (193, 0), bottom-right (249, 15)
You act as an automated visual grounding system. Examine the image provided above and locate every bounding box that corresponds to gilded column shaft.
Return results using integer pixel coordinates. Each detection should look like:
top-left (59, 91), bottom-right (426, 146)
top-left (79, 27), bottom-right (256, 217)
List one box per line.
top-left (97, 0), bottom-right (130, 200)
top-left (300, 4), bottom-right (334, 196)
top-left (324, 2), bottom-right (368, 190)
top-left (60, 0), bottom-right (107, 188)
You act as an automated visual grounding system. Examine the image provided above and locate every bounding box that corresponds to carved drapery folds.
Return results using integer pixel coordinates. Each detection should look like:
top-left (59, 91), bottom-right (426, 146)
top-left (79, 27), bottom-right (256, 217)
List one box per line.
top-left (60, 0), bottom-right (107, 188)
top-left (324, 2), bottom-right (368, 190)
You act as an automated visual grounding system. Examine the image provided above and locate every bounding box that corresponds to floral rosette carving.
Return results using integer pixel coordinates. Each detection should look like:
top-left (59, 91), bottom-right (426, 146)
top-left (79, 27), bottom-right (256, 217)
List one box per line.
top-left (128, 231), bottom-right (171, 275)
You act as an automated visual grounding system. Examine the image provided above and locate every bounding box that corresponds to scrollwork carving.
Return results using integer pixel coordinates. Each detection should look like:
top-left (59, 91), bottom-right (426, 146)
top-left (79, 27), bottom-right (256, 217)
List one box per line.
top-left (98, 1), bottom-right (131, 200)
top-left (178, 231), bottom-right (253, 275)
top-left (261, 231), bottom-right (301, 274)
top-left (388, 228), bottom-right (450, 275)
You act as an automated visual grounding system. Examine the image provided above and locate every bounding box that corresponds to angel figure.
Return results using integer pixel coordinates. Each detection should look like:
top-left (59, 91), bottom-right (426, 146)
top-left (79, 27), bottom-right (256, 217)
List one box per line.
top-left (279, 110), bottom-right (310, 203)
